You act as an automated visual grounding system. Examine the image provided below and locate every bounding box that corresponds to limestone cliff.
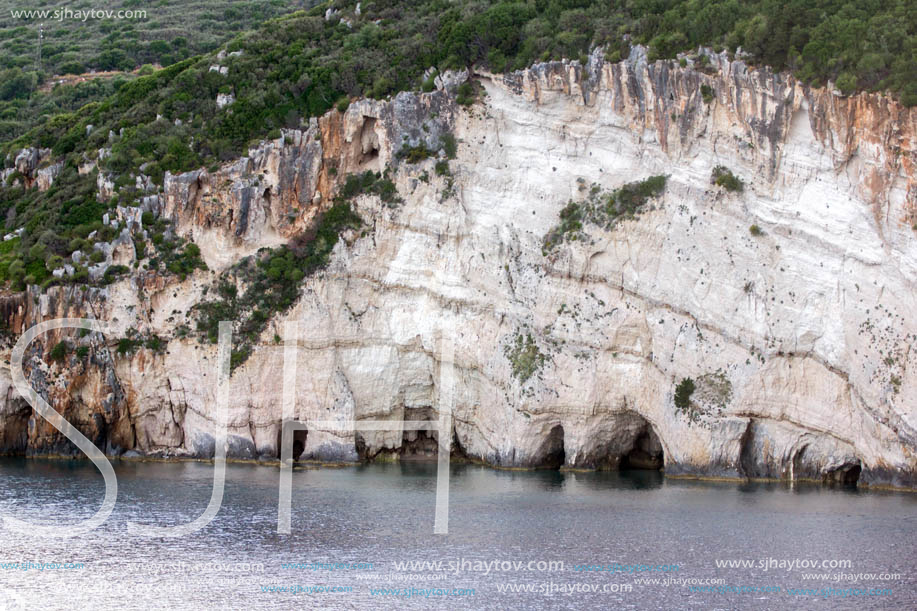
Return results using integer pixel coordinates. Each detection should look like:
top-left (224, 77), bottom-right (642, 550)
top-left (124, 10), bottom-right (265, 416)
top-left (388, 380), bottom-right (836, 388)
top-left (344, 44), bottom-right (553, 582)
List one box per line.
top-left (1, 48), bottom-right (915, 489)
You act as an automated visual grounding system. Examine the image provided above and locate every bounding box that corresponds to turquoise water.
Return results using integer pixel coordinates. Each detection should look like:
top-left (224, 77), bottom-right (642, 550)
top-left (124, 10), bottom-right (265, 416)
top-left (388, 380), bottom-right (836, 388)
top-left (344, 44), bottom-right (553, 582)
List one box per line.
top-left (0, 458), bottom-right (914, 610)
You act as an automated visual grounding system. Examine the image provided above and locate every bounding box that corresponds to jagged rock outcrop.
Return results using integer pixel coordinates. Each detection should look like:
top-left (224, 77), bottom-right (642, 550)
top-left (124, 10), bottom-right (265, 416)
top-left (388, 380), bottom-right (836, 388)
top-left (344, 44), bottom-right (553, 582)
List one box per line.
top-left (1, 48), bottom-right (915, 489)
top-left (2, 147), bottom-right (61, 190)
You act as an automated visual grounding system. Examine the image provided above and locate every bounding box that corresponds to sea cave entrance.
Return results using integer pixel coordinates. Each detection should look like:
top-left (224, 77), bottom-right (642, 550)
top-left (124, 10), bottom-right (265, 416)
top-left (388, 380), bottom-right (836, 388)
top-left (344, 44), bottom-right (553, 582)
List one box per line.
top-left (573, 412), bottom-right (665, 471)
top-left (277, 428), bottom-right (307, 461)
top-left (533, 424), bottom-right (566, 469)
top-left (620, 424), bottom-right (665, 471)
top-left (825, 462), bottom-right (862, 487)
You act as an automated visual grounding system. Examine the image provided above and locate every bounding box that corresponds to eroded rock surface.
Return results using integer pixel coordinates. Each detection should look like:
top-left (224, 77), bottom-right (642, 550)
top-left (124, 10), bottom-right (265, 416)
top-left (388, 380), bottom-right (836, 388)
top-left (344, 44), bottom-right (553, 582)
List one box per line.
top-left (1, 48), bottom-right (915, 488)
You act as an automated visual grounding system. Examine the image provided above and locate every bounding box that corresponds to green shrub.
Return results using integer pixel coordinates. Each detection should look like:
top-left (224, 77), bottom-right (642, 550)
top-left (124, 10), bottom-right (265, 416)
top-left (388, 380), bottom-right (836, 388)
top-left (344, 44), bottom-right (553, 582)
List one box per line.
top-left (674, 377), bottom-right (696, 410)
top-left (543, 175), bottom-right (667, 253)
top-left (835, 72), bottom-right (857, 95)
top-left (144, 335), bottom-right (165, 352)
top-left (749, 224), bottom-right (763, 236)
top-left (117, 337), bottom-right (140, 355)
top-left (440, 133), bottom-right (457, 159)
top-left (102, 264), bottom-right (130, 284)
top-left (700, 84), bottom-right (714, 103)
top-left (504, 333), bottom-right (545, 383)
top-left (456, 81), bottom-right (477, 106)
top-left (337, 171), bottom-right (400, 205)
top-left (711, 166), bottom-right (743, 192)
top-left (49, 341), bottom-right (69, 362)
top-left (397, 143), bottom-right (435, 164)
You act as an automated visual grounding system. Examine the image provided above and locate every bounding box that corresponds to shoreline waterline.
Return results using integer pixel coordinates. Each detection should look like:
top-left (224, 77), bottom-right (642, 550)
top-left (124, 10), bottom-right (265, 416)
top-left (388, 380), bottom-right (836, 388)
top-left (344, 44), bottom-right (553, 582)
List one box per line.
top-left (2, 453), bottom-right (915, 493)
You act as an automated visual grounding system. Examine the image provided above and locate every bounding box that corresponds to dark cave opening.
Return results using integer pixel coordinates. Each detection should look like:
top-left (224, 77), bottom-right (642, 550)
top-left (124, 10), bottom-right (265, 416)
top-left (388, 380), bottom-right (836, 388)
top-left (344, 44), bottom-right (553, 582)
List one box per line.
top-left (292, 430), bottom-right (306, 461)
top-left (536, 424), bottom-right (566, 470)
top-left (400, 429), bottom-right (439, 459)
top-left (399, 407), bottom-right (438, 460)
top-left (826, 463), bottom-right (862, 487)
top-left (277, 428), bottom-right (307, 461)
top-left (620, 424), bottom-right (664, 471)
top-left (359, 116), bottom-right (380, 167)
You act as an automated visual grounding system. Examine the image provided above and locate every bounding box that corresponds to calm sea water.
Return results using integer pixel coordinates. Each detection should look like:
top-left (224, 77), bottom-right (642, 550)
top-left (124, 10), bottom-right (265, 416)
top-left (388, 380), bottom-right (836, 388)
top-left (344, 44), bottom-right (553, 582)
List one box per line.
top-left (0, 458), bottom-right (914, 610)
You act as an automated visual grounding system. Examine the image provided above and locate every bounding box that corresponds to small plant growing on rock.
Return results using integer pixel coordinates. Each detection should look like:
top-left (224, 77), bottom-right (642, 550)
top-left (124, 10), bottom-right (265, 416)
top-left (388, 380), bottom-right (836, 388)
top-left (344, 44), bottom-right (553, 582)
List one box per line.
top-left (749, 224), bottom-right (763, 236)
top-left (49, 341), bottom-right (69, 362)
top-left (711, 165), bottom-right (743, 192)
top-left (504, 333), bottom-right (546, 383)
top-left (674, 377), bottom-right (696, 411)
top-left (542, 175), bottom-right (667, 253)
top-left (700, 84), bottom-right (714, 103)
top-left (117, 337), bottom-right (141, 355)
top-left (397, 143), bottom-right (436, 163)
top-left (440, 133), bottom-right (457, 159)
top-left (456, 80), bottom-right (478, 106)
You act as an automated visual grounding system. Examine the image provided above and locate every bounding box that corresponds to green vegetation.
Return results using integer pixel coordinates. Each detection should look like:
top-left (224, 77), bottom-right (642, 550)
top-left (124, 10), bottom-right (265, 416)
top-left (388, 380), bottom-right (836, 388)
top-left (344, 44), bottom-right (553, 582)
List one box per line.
top-left (117, 336), bottom-right (140, 355)
top-left (543, 175), bottom-right (667, 253)
top-left (115, 329), bottom-right (166, 356)
top-left (700, 84), bottom-right (714, 103)
top-left (49, 340), bottom-right (68, 362)
top-left (711, 165), bottom-right (743, 192)
top-left (336, 170), bottom-right (399, 206)
top-left (0, 0), bottom-right (305, 75)
top-left (504, 332), bottom-right (545, 383)
top-left (749, 224), bottom-right (763, 236)
top-left (455, 80), bottom-right (479, 106)
top-left (0, 160), bottom-right (112, 288)
top-left (148, 239), bottom-right (207, 281)
top-left (397, 143), bottom-right (436, 164)
top-left (194, 200), bottom-right (361, 370)
top-left (674, 377), bottom-right (696, 411)
top-left (8, 0), bottom-right (912, 182)
top-left (441, 133), bottom-right (458, 159)
top-left (0, 0), bottom-right (309, 143)
top-left (0, 71), bottom-right (127, 143)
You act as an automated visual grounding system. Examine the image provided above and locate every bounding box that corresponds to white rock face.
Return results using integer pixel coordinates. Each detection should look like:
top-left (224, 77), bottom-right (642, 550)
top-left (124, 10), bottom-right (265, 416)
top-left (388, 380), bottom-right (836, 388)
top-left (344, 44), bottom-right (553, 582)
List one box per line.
top-left (216, 93), bottom-right (234, 109)
top-left (1, 50), bottom-right (915, 488)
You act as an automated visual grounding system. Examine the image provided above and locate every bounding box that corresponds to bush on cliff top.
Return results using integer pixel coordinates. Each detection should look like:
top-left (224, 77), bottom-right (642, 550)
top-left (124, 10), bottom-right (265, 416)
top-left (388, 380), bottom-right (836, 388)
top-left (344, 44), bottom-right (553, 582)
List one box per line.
top-left (7, 0), bottom-right (916, 166)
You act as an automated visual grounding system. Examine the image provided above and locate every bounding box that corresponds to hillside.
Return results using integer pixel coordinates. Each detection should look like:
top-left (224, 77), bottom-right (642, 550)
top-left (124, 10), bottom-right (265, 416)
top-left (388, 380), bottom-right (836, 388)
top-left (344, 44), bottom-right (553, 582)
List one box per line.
top-left (0, 0), bottom-right (311, 141)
